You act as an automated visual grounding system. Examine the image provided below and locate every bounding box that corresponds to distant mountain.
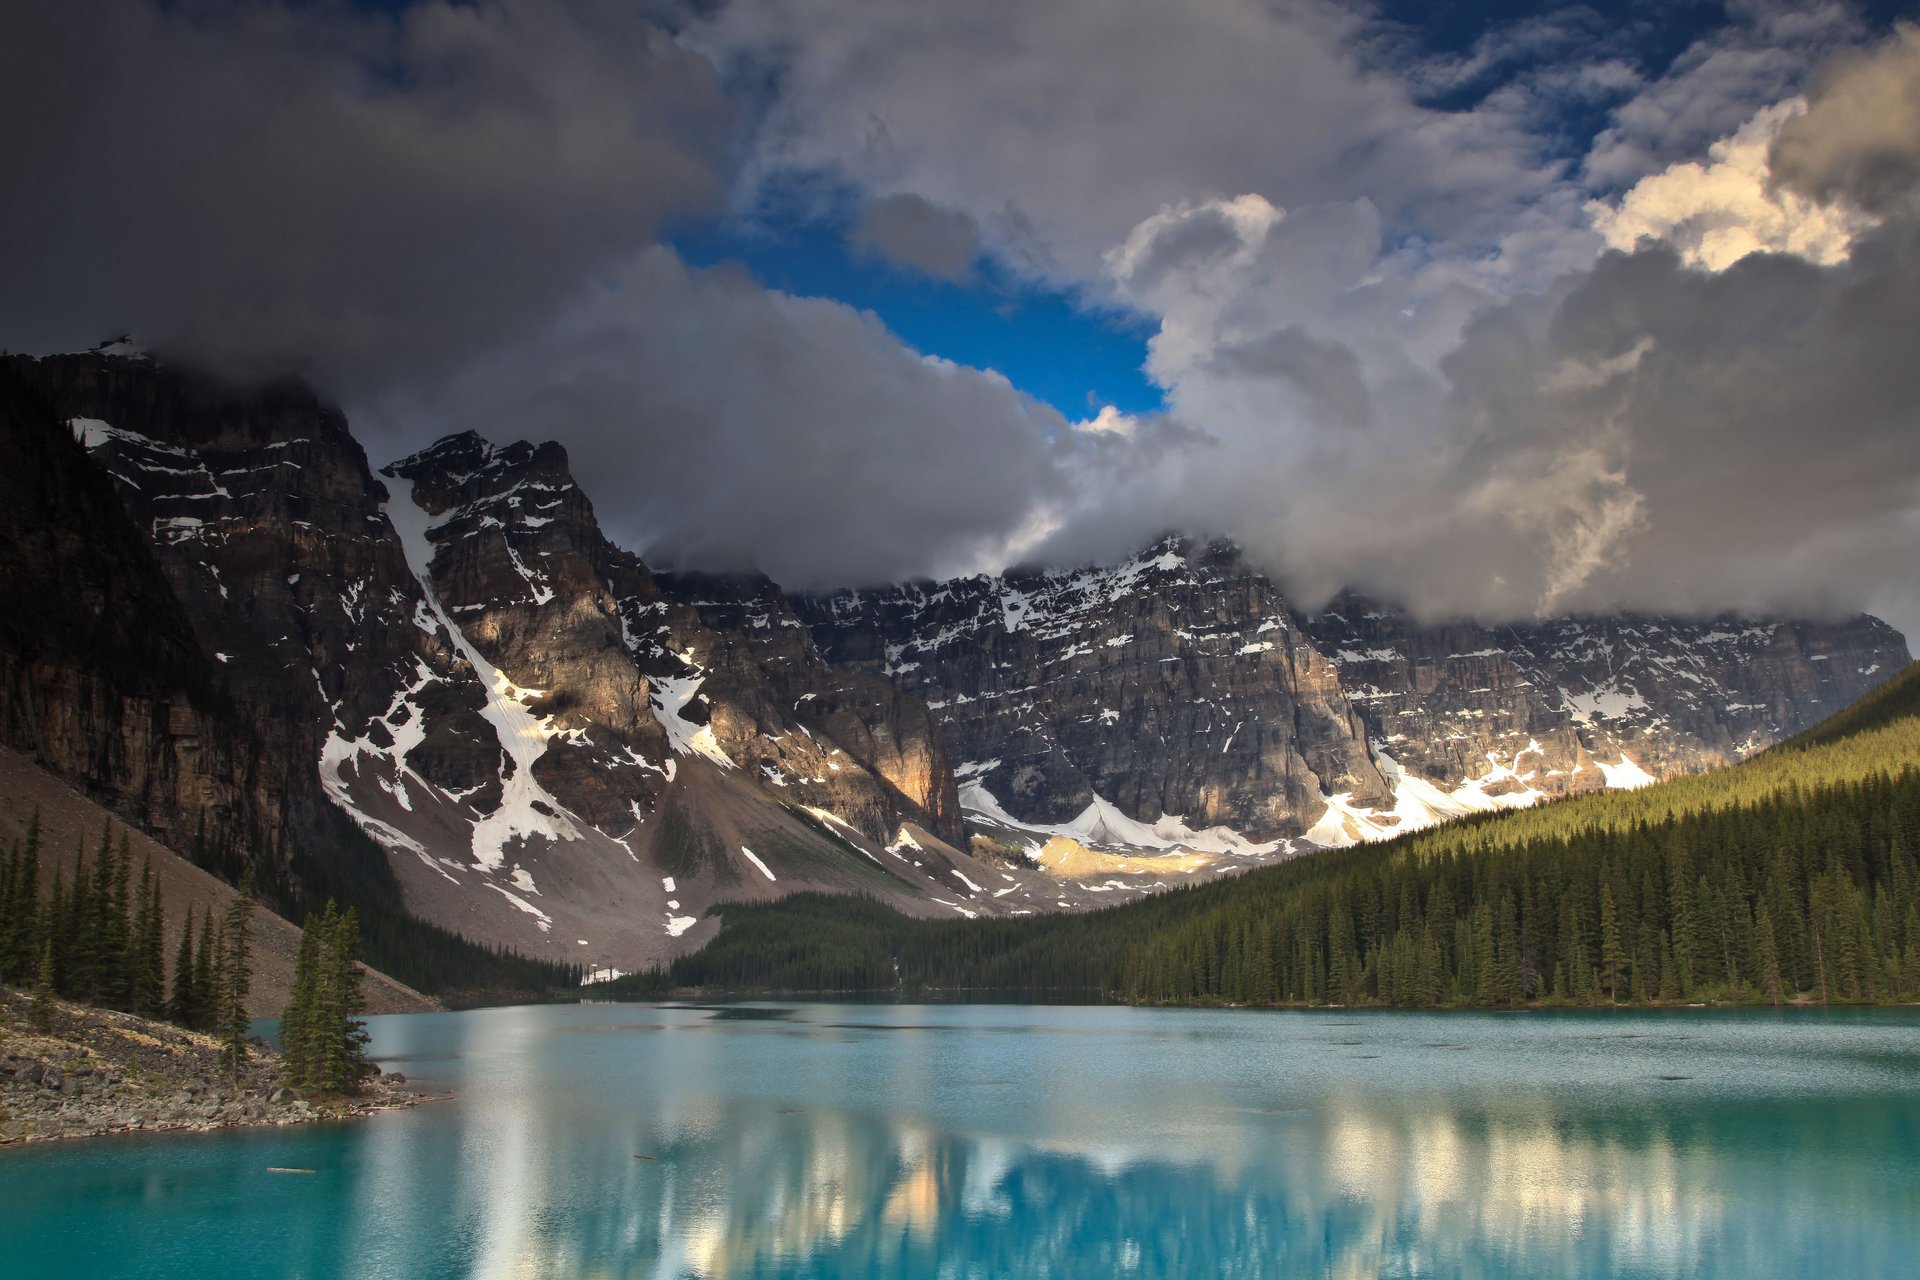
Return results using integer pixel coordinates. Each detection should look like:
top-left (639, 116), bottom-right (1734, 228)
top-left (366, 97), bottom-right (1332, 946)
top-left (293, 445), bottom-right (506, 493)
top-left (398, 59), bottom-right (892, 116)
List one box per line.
top-left (653, 660), bottom-right (1920, 1004)
top-left (0, 349), bottom-right (1907, 979)
top-left (798, 539), bottom-right (1903, 849)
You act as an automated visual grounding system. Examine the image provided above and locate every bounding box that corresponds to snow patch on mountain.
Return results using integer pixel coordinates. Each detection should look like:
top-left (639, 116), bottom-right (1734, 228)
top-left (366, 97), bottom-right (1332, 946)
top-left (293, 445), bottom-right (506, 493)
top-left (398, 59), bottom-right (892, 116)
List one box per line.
top-left (648, 654), bottom-right (738, 770)
top-left (959, 781), bottom-right (1284, 858)
top-left (1597, 754), bottom-right (1657, 789)
top-left (383, 472), bottom-right (584, 871)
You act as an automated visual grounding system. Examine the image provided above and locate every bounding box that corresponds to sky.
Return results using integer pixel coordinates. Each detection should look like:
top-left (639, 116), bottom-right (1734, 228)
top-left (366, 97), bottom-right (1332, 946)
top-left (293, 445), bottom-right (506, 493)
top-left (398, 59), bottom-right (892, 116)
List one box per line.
top-left (3, 1), bottom-right (1919, 640)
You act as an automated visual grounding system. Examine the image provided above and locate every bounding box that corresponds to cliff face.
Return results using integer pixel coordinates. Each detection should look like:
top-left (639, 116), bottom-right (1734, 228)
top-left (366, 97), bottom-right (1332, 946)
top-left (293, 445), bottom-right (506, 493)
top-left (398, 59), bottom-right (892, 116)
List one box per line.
top-left (1303, 596), bottom-right (1907, 804)
top-left (795, 540), bottom-right (1388, 845)
top-left (0, 355), bottom-right (295, 889)
top-left (5, 349), bottom-right (1910, 968)
top-left (380, 432), bottom-right (964, 851)
top-left (800, 539), bottom-right (1910, 847)
top-left (1, 358), bottom-right (1037, 970)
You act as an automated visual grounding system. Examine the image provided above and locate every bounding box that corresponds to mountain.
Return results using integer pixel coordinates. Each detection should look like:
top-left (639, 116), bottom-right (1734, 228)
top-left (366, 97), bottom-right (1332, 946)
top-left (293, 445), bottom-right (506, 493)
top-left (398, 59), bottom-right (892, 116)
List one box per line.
top-left (798, 540), bottom-right (1903, 850)
top-left (0, 348), bottom-right (1907, 979)
top-left (648, 659), bottom-right (1920, 1003)
top-left (0, 744), bottom-right (433, 1017)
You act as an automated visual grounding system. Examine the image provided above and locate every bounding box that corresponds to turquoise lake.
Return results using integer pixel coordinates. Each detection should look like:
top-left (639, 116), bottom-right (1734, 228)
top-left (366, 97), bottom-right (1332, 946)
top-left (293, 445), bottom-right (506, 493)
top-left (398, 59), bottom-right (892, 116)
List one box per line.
top-left (3, 1003), bottom-right (1919, 1278)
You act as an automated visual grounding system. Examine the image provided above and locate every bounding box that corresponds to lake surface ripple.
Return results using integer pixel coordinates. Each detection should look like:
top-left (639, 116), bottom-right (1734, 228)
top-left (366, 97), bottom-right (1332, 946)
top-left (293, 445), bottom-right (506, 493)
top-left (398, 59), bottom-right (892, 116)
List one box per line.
top-left (4, 1003), bottom-right (1918, 1278)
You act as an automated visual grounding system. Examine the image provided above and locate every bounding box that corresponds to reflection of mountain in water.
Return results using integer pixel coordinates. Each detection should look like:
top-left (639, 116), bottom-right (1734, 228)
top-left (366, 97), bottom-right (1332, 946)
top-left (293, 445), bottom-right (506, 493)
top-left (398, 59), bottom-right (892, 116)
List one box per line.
top-left (336, 1058), bottom-right (1911, 1276)
top-left (7, 1005), bottom-right (1918, 1278)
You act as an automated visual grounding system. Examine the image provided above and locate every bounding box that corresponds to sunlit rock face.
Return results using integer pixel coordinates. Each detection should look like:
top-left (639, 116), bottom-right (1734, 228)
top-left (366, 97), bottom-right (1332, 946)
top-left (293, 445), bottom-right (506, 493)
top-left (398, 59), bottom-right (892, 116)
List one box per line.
top-left (1302, 595), bottom-right (1906, 799)
top-left (795, 538), bottom-right (1392, 842)
top-left (2, 347), bottom-right (1908, 962)
top-left (799, 539), bottom-right (1909, 845)
top-left (2, 351), bottom-right (1000, 968)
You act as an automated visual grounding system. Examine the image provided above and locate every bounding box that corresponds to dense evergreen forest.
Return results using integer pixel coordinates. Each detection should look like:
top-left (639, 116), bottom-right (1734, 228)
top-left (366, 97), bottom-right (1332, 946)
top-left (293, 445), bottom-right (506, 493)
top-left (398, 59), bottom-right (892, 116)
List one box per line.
top-left (616, 661), bottom-right (1920, 1008)
top-left (0, 818), bottom-right (261, 1047)
top-left (1, 816), bottom-right (366, 1089)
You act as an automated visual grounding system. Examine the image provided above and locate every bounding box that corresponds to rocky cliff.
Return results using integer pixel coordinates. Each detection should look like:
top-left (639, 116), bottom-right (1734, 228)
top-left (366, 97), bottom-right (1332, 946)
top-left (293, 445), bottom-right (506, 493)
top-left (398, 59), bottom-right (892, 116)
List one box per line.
top-left (4, 349), bottom-right (1909, 971)
top-left (799, 538), bottom-right (1908, 849)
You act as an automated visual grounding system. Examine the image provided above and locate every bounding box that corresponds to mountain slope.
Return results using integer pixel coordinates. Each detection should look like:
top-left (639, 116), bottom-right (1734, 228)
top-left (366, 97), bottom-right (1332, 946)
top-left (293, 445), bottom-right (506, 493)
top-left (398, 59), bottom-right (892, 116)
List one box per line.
top-left (651, 661), bottom-right (1920, 1005)
top-left (797, 538), bottom-right (1905, 851)
top-left (0, 745), bottom-right (433, 1016)
top-left (5, 346), bottom-right (1909, 977)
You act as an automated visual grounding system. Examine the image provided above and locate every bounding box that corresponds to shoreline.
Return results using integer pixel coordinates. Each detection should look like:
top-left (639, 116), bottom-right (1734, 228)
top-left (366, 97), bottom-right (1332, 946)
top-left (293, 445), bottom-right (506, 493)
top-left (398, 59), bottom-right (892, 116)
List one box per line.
top-left (0, 989), bottom-right (433, 1148)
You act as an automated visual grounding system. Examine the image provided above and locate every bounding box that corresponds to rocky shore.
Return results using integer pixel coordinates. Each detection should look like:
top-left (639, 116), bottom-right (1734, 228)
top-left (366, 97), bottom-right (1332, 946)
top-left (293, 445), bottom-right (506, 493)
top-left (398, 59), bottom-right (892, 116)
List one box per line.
top-left (0, 988), bottom-right (424, 1146)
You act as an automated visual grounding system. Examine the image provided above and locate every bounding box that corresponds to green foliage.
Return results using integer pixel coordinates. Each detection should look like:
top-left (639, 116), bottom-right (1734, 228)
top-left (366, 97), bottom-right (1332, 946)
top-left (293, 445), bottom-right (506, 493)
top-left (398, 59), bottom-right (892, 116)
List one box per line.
top-left (216, 894), bottom-right (254, 1088)
top-left (29, 941), bottom-right (54, 1031)
top-left (661, 662), bottom-right (1920, 1008)
top-left (282, 901), bottom-right (371, 1096)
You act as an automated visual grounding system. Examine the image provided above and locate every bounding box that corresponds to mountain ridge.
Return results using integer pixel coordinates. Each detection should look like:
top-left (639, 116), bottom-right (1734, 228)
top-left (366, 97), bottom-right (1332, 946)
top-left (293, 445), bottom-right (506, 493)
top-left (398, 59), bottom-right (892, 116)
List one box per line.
top-left (0, 349), bottom-right (1907, 977)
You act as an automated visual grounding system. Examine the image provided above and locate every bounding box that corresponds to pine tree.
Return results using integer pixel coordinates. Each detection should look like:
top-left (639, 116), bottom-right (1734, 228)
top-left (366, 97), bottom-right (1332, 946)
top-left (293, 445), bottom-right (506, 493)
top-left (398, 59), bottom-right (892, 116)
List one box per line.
top-left (216, 895), bottom-right (254, 1093)
top-left (1755, 911), bottom-right (1785, 1006)
top-left (192, 905), bottom-right (218, 1031)
top-left (168, 914), bottom-right (197, 1026)
top-left (137, 872), bottom-right (166, 1016)
top-left (1599, 884), bottom-right (1625, 1004)
top-left (103, 830), bottom-right (132, 1008)
top-left (30, 941), bottom-right (55, 1031)
top-left (1, 812), bottom-right (41, 984)
top-left (1494, 892), bottom-right (1520, 1006)
top-left (329, 906), bottom-right (371, 1090)
top-left (41, 867), bottom-right (66, 997)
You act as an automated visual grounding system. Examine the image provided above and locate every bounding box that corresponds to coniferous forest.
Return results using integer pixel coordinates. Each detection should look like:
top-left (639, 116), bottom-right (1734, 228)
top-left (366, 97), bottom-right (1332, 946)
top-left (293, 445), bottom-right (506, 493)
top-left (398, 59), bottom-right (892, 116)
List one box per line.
top-left (0, 819), bottom-right (225, 1028)
top-left (620, 661), bottom-right (1920, 1008)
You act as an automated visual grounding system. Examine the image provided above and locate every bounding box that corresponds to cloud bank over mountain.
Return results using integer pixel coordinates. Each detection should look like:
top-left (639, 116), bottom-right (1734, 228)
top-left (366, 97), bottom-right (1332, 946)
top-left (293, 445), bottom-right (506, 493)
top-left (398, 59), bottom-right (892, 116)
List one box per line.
top-left (3, 1), bottom-right (1917, 637)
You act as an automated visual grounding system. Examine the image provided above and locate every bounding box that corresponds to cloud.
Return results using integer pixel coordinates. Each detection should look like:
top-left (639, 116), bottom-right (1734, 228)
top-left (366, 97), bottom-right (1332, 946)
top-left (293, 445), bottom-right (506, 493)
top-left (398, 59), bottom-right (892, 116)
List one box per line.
top-left (694, 0), bottom-right (1569, 289)
top-left (1025, 26), bottom-right (1920, 634)
top-left (1590, 100), bottom-right (1877, 270)
top-left (7, 0), bottom-right (1916, 642)
top-left (1435, 229), bottom-right (1920, 629)
top-left (1770, 23), bottom-right (1920, 213)
top-left (0, 0), bottom-right (728, 391)
top-left (850, 194), bottom-right (981, 281)
top-left (1581, 2), bottom-right (1862, 188)
top-left (358, 248), bottom-right (1199, 588)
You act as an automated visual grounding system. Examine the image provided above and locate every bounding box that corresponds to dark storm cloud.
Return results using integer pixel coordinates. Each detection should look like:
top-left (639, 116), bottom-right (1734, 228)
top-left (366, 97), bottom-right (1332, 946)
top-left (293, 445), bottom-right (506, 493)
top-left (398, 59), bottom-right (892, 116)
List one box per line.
top-left (356, 249), bottom-right (1189, 588)
top-left (1770, 24), bottom-right (1920, 214)
top-left (1409, 224), bottom-right (1920, 634)
top-left (0, 0), bottom-right (729, 390)
top-left (6, 0), bottom-right (1916, 640)
top-left (1207, 329), bottom-right (1371, 432)
top-left (850, 194), bottom-right (982, 281)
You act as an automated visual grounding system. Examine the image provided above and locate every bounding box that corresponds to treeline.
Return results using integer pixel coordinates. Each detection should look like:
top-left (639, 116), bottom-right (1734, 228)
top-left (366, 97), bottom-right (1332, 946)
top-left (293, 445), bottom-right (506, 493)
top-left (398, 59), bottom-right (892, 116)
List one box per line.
top-left (1, 814), bottom-right (263, 1080)
top-left (637, 662), bottom-right (1920, 1008)
top-left (0, 814), bottom-right (385, 1092)
top-left (1119, 766), bottom-right (1920, 1006)
top-left (283, 804), bottom-right (585, 999)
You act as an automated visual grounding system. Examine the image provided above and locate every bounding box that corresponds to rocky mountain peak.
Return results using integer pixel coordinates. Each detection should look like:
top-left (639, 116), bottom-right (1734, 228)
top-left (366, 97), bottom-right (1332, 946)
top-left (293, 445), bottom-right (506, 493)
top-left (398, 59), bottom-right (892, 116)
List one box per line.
top-left (3, 349), bottom-right (1909, 976)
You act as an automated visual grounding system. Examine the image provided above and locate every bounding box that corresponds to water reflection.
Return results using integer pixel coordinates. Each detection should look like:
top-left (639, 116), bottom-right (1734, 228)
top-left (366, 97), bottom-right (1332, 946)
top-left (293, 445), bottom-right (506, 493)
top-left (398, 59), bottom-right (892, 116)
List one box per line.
top-left (3, 1004), bottom-right (1917, 1279)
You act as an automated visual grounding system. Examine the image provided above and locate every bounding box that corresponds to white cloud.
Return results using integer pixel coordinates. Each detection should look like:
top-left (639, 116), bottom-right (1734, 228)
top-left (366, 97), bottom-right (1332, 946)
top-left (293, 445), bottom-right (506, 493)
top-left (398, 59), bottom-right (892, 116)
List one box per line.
top-left (1589, 100), bottom-right (1877, 271)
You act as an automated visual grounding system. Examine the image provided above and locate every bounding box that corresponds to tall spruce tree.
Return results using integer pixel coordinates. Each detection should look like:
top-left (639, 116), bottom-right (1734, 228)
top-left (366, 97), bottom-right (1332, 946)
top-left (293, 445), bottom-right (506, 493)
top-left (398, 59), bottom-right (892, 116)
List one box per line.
top-left (191, 905), bottom-right (218, 1031)
top-left (216, 895), bottom-right (254, 1092)
top-left (30, 941), bottom-right (55, 1031)
top-left (168, 913), bottom-right (197, 1026)
top-left (282, 901), bottom-right (372, 1095)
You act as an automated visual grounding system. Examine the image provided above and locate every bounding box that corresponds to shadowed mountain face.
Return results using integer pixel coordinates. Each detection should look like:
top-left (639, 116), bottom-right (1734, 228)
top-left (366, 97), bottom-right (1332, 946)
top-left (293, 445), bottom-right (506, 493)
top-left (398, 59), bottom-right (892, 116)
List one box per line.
top-left (0, 350), bottom-right (1906, 969)
top-left (796, 548), bottom-right (1906, 850)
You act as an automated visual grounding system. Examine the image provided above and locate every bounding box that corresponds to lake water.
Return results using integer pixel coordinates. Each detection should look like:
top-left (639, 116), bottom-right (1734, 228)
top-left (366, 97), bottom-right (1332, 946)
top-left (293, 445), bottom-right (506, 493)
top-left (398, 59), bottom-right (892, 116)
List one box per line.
top-left (3, 1003), bottom-right (1919, 1278)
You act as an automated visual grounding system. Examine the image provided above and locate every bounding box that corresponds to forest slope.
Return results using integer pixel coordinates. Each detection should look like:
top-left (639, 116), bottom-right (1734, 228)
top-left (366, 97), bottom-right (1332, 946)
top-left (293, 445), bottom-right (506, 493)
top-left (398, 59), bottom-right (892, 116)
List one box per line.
top-left (640, 662), bottom-right (1920, 1006)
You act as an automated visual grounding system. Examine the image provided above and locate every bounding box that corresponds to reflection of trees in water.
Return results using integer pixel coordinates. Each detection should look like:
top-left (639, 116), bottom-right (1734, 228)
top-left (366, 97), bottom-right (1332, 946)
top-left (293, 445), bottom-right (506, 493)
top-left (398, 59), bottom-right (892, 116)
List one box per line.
top-left (641, 1097), bottom-right (1920, 1274)
top-left (399, 1087), bottom-right (1912, 1279)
